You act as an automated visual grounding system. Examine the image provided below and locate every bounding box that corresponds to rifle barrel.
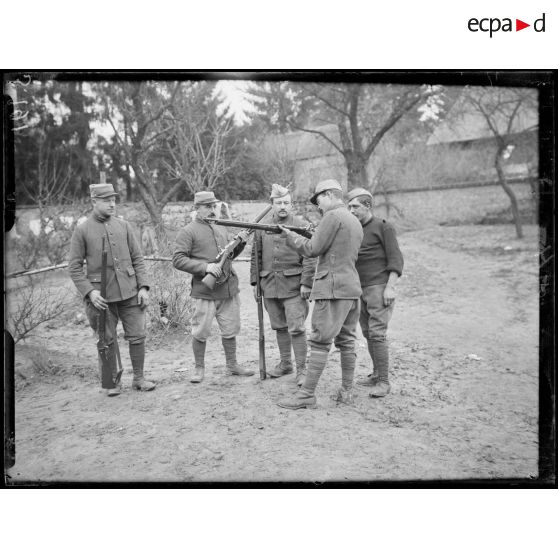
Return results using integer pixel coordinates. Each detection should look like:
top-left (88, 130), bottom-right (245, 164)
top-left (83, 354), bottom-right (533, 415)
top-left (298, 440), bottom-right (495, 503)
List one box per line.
top-left (206, 218), bottom-right (313, 238)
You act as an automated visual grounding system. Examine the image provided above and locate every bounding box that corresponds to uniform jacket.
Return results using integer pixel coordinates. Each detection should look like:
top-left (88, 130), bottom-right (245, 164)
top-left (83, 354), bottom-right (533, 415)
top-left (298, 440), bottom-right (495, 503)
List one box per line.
top-left (285, 201), bottom-right (363, 300)
top-left (172, 217), bottom-right (245, 300)
top-left (249, 213), bottom-right (316, 299)
top-left (68, 214), bottom-right (149, 303)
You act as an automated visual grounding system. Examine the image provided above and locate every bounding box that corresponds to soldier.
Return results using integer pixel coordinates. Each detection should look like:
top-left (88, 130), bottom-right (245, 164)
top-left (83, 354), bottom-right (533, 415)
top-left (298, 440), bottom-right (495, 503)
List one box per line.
top-left (276, 179), bottom-right (364, 409)
top-left (68, 183), bottom-right (155, 397)
top-left (173, 191), bottom-right (254, 382)
top-left (347, 188), bottom-right (404, 397)
top-left (250, 184), bottom-right (316, 386)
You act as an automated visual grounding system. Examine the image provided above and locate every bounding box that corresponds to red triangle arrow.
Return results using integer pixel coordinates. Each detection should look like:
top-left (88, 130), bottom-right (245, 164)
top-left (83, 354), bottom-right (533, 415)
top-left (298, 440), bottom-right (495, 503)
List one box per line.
top-left (516, 19), bottom-right (530, 31)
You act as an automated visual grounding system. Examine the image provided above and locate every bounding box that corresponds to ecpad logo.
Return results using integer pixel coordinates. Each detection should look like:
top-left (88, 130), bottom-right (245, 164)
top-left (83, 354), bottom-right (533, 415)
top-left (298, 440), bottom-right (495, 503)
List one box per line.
top-left (468, 13), bottom-right (546, 37)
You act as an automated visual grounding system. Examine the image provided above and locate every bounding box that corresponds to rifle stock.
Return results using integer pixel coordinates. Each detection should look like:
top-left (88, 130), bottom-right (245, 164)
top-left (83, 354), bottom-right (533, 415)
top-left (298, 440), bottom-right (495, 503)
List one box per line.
top-left (201, 205), bottom-right (273, 290)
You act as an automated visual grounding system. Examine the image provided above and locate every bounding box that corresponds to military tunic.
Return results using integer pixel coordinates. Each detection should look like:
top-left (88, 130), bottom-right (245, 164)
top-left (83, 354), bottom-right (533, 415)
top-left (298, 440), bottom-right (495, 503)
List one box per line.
top-left (172, 217), bottom-right (244, 300)
top-left (284, 201), bottom-right (363, 349)
top-left (173, 216), bottom-right (246, 341)
top-left (68, 213), bottom-right (149, 344)
top-left (250, 213), bottom-right (316, 334)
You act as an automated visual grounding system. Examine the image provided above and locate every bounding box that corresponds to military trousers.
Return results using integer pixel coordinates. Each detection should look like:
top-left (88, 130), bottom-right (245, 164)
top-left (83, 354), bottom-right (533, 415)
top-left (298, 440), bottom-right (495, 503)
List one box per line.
top-left (359, 283), bottom-right (394, 341)
top-left (309, 298), bottom-right (360, 351)
top-left (86, 295), bottom-right (146, 344)
top-left (263, 295), bottom-right (308, 334)
top-left (191, 294), bottom-right (241, 342)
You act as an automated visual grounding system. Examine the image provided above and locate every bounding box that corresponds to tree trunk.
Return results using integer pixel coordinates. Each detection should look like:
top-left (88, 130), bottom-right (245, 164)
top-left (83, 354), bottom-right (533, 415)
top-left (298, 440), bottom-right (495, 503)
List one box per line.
top-left (495, 149), bottom-right (523, 238)
top-left (125, 163), bottom-right (133, 201)
top-left (345, 152), bottom-right (369, 189)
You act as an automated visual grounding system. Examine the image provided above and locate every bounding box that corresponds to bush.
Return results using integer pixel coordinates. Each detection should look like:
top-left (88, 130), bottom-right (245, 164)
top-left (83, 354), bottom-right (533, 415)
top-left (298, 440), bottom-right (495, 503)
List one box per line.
top-left (6, 276), bottom-right (75, 344)
top-left (145, 260), bottom-right (194, 343)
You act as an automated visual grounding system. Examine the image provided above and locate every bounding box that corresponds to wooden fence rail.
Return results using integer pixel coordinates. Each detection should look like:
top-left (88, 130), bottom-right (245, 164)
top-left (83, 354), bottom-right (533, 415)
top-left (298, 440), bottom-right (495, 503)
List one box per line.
top-left (6, 256), bottom-right (253, 279)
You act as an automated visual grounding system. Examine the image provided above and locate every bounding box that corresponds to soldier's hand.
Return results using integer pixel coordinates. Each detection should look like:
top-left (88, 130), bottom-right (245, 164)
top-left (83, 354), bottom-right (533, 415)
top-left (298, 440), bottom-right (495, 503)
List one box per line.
top-left (206, 263), bottom-right (222, 277)
top-left (89, 289), bottom-right (108, 310)
top-left (277, 224), bottom-right (289, 238)
top-left (300, 285), bottom-right (312, 300)
top-left (138, 287), bottom-right (150, 308)
top-left (252, 285), bottom-right (259, 301)
top-left (237, 230), bottom-right (250, 243)
top-left (383, 285), bottom-right (396, 306)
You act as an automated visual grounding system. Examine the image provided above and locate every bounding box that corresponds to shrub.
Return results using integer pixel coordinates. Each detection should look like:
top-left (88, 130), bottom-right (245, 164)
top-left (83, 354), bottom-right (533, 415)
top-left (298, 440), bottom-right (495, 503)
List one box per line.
top-left (145, 260), bottom-right (193, 343)
top-left (6, 276), bottom-right (75, 344)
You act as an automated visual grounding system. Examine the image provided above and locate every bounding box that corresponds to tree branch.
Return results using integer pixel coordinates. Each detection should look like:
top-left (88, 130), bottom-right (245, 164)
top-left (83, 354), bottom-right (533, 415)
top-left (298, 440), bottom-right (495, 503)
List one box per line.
top-left (287, 119), bottom-right (345, 155)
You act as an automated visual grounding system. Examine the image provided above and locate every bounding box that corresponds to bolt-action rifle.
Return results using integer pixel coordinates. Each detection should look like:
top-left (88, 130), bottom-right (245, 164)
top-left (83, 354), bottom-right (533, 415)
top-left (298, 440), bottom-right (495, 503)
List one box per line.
top-left (97, 237), bottom-right (118, 388)
top-left (253, 232), bottom-right (266, 380)
top-left (201, 206), bottom-right (273, 290)
top-left (205, 218), bottom-right (314, 239)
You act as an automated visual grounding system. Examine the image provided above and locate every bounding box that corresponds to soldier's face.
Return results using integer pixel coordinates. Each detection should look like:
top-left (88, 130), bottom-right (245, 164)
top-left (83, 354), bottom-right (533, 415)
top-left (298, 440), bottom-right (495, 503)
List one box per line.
top-left (92, 196), bottom-right (116, 218)
top-left (272, 194), bottom-right (292, 220)
top-left (316, 191), bottom-right (334, 212)
top-left (348, 199), bottom-right (370, 224)
top-left (197, 203), bottom-right (217, 219)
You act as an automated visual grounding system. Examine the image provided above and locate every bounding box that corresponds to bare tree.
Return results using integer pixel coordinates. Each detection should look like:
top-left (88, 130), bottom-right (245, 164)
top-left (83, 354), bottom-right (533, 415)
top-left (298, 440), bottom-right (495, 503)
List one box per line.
top-left (101, 81), bottom-right (239, 244)
top-left (254, 82), bottom-right (440, 189)
top-left (7, 277), bottom-right (73, 344)
top-left (462, 87), bottom-right (538, 238)
top-left (163, 96), bottom-right (237, 196)
top-left (102, 81), bottom-right (181, 240)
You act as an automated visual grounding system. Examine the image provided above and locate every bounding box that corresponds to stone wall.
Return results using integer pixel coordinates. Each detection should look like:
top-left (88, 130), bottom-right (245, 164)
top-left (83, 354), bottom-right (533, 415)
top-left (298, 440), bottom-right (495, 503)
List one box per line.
top-left (11, 182), bottom-right (535, 241)
top-left (234, 182), bottom-right (535, 228)
top-left (371, 182), bottom-right (534, 227)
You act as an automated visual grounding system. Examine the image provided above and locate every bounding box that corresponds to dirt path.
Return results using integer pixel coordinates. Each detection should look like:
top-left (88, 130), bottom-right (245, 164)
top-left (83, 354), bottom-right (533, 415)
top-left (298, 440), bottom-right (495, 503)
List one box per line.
top-left (7, 225), bottom-right (539, 483)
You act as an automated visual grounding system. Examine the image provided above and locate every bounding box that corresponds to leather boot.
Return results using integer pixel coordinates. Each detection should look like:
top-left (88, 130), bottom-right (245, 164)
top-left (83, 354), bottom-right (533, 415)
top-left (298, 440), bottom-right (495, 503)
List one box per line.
top-left (356, 374), bottom-right (380, 387)
top-left (107, 385), bottom-right (121, 397)
top-left (277, 390), bottom-right (317, 409)
top-left (222, 337), bottom-right (255, 376)
top-left (277, 346), bottom-right (328, 410)
top-left (267, 360), bottom-right (294, 378)
top-left (191, 338), bottom-right (206, 383)
top-left (369, 382), bottom-right (391, 397)
top-left (191, 366), bottom-right (205, 383)
top-left (331, 386), bottom-right (355, 405)
top-left (130, 341), bottom-right (156, 391)
top-left (367, 338), bottom-right (390, 397)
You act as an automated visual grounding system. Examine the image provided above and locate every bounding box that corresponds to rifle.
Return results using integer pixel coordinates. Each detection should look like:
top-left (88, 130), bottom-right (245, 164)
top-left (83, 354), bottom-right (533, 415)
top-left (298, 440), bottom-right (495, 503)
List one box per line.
top-left (97, 237), bottom-right (116, 388)
top-left (205, 218), bottom-right (314, 239)
top-left (201, 206), bottom-right (273, 290)
top-left (253, 233), bottom-right (266, 380)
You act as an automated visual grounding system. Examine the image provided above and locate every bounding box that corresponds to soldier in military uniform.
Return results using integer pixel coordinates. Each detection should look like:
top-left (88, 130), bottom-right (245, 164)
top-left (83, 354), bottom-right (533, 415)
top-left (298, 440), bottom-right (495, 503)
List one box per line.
top-left (68, 184), bottom-right (156, 396)
top-left (276, 179), bottom-right (364, 410)
top-left (172, 191), bottom-right (254, 383)
top-left (347, 188), bottom-right (404, 397)
top-left (250, 184), bottom-right (316, 386)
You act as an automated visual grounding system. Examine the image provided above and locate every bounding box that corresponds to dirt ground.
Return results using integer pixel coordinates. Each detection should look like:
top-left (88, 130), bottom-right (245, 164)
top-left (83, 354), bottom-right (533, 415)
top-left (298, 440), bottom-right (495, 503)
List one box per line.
top-left (6, 224), bottom-right (540, 483)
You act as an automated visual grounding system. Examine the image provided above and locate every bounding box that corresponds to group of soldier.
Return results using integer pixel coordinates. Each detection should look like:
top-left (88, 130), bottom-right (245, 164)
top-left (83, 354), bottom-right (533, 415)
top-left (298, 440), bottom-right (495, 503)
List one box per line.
top-left (68, 178), bottom-right (404, 410)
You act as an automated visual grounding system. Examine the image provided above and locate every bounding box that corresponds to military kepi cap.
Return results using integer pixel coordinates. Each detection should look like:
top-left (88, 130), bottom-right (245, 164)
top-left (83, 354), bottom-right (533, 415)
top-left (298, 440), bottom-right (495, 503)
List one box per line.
top-left (194, 191), bottom-right (219, 205)
top-left (270, 183), bottom-right (291, 199)
top-left (346, 187), bottom-right (373, 202)
top-left (310, 179), bottom-right (343, 205)
top-left (90, 183), bottom-right (120, 198)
